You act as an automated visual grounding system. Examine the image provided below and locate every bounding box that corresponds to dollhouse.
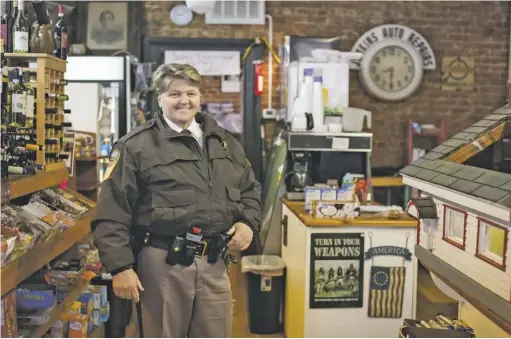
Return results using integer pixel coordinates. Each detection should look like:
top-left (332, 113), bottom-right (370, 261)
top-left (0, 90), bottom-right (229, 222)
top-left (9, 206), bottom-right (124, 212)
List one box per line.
top-left (400, 104), bottom-right (511, 335)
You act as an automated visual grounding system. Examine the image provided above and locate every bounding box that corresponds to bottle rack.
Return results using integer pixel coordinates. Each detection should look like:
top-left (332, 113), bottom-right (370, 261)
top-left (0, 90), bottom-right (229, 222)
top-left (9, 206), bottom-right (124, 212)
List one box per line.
top-left (4, 53), bottom-right (67, 172)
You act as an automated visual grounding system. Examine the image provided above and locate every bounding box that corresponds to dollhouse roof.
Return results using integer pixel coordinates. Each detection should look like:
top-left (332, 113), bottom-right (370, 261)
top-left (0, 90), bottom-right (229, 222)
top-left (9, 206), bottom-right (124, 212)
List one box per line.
top-left (400, 104), bottom-right (511, 209)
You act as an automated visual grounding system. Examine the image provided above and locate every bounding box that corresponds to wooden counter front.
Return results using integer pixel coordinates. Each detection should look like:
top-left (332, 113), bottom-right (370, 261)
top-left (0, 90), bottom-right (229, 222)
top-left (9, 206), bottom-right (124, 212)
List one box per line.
top-left (282, 199), bottom-right (417, 227)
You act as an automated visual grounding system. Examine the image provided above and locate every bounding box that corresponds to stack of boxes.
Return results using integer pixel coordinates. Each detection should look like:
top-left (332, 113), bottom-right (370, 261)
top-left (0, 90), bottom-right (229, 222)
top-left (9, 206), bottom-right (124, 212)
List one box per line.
top-left (48, 285), bottom-right (109, 338)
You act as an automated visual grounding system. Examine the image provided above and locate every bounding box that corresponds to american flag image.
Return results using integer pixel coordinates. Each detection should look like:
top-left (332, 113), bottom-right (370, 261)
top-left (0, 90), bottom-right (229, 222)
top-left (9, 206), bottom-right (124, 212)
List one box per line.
top-left (368, 266), bottom-right (405, 318)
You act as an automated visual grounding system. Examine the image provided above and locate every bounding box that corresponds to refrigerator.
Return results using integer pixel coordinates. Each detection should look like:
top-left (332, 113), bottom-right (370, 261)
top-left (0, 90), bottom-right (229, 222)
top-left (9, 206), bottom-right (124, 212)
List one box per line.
top-left (65, 56), bottom-right (132, 151)
top-left (65, 56), bottom-right (131, 183)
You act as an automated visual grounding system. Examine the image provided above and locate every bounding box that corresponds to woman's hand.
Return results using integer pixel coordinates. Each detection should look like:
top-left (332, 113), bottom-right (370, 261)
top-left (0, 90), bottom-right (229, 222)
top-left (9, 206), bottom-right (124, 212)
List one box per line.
top-left (226, 222), bottom-right (253, 251)
top-left (112, 269), bottom-right (145, 303)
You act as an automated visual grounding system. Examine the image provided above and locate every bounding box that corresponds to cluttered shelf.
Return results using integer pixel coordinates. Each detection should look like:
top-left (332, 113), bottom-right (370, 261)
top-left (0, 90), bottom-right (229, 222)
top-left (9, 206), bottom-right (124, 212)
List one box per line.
top-left (1, 211), bottom-right (93, 296)
top-left (282, 199), bottom-right (417, 227)
top-left (7, 168), bottom-right (69, 200)
top-left (27, 278), bottom-right (90, 338)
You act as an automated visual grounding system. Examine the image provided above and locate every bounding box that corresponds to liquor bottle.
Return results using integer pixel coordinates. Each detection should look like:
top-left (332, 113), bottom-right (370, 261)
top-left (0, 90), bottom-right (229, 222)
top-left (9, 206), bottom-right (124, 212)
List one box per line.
top-left (23, 70), bottom-right (34, 128)
top-left (53, 5), bottom-right (67, 60)
top-left (3, 1), bottom-right (13, 52)
top-left (9, 68), bottom-right (25, 126)
top-left (45, 93), bottom-right (68, 101)
top-left (12, 0), bottom-right (29, 53)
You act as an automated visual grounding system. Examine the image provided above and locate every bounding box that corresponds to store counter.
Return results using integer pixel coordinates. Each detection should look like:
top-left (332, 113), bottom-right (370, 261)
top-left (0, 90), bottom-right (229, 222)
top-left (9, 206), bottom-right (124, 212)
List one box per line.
top-left (281, 199), bottom-right (418, 338)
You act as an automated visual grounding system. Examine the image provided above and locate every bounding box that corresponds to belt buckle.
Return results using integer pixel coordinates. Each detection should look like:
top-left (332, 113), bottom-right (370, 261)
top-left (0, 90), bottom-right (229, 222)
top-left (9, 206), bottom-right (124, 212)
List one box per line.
top-left (195, 240), bottom-right (208, 257)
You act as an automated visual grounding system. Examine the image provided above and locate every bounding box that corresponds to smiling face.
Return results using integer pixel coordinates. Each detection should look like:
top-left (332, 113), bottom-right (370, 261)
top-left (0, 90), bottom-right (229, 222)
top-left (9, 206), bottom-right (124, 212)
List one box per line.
top-left (158, 78), bottom-right (201, 129)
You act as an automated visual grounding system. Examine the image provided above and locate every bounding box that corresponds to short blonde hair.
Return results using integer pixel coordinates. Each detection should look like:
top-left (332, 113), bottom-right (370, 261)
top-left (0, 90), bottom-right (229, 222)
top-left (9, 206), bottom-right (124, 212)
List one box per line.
top-left (152, 63), bottom-right (202, 94)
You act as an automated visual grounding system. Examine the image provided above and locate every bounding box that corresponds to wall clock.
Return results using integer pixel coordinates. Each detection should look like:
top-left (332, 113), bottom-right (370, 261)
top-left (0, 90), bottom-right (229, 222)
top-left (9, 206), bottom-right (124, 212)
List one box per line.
top-left (359, 39), bottom-right (424, 102)
top-left (170, 4), bottom-right (193, 26)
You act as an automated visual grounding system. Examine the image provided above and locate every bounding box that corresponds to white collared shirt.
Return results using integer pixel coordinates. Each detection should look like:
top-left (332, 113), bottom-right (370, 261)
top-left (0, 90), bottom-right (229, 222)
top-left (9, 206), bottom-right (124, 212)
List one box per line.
top-left (163, 115), bottom-right (204, 147)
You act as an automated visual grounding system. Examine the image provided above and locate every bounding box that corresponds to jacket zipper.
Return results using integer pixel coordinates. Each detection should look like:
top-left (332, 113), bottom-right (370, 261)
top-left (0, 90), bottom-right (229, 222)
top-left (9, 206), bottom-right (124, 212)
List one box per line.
top-left (190, 136), bottom-right (213, 228)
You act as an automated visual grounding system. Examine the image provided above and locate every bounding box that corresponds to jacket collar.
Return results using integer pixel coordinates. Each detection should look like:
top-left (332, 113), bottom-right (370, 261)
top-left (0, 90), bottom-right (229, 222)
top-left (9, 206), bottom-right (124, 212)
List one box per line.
top-left (154, 110), bottom-right (226, 140)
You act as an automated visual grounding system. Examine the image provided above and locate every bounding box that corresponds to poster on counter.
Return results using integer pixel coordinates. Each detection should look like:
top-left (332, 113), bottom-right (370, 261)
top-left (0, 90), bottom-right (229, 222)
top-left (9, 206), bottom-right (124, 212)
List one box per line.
top-left (310, 233), bottom-right (364, 308)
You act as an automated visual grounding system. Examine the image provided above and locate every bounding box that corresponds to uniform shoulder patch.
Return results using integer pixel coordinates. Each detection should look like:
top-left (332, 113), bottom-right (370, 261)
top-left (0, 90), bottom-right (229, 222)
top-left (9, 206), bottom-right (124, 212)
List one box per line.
top-left (103, 149), bottom-right (121, 181)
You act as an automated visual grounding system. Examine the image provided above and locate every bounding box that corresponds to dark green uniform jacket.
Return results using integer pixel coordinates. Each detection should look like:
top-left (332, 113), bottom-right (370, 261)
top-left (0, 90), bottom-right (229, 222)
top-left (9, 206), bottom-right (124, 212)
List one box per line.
top-left (91, 111), bottom-right (261, 273)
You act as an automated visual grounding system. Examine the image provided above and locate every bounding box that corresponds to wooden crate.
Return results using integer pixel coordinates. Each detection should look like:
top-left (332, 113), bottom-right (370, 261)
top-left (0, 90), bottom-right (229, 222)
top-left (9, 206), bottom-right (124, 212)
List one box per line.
top-left (4, 53), bottom-right (67, 172)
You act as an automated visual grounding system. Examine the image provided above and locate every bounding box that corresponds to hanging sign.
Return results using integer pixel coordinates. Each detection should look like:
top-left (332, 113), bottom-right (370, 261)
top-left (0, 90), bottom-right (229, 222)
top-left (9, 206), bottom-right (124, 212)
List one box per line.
top-left (364, 246), bottom-right (412, 261)
top-left (350, 24), bottom-right (436, 70)
top-left (365, 232), bottom-right (410, 319)
top-left (310, 233), bottom-right (364, 309)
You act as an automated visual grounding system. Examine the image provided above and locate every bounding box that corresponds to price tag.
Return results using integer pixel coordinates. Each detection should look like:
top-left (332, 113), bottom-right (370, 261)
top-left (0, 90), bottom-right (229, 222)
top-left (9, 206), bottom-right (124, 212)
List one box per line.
top-left (332, 137), bottom-right (349, 150)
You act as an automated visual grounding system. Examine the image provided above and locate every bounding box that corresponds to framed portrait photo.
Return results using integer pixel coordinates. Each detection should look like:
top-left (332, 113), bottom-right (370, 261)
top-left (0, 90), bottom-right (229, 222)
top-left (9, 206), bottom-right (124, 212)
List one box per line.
top-left (86, 2), bottom-right (128, 51)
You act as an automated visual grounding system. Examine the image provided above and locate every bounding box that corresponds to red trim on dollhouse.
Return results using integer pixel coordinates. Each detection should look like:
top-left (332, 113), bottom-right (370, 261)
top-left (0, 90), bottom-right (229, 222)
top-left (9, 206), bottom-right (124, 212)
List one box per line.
top-left (407, 200), bottom-right (421, 245)
top-left (442, 204), bottom-right (467, 250)
top-left (475, 217), bottom-right (508, 272)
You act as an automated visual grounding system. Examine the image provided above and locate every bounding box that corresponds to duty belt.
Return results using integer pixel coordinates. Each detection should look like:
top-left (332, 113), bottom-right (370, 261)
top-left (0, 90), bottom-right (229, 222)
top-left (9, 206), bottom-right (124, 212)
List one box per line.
top-left (147, 234), bottom-right (210, 256)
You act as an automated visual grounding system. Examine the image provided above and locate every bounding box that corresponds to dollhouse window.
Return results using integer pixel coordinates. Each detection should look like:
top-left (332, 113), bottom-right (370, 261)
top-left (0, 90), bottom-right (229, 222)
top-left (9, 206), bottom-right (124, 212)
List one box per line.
top-left (476, 219), bottom-right (508, 271)
top-left (442, 206), bottom-right (467, 250)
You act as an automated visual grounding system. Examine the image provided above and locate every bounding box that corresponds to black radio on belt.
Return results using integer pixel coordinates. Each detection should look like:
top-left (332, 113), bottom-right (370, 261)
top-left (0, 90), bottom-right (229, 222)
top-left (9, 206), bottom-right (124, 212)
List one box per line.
top-left (178, 227), bottom-right (205, 266)
top-left (207, 233), bottom-right (231, 264)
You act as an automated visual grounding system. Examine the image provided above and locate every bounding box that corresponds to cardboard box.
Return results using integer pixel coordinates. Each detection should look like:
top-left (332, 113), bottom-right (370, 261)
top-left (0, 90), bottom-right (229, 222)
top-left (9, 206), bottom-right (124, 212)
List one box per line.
top-left (16, 284), bottom-right (55, 309)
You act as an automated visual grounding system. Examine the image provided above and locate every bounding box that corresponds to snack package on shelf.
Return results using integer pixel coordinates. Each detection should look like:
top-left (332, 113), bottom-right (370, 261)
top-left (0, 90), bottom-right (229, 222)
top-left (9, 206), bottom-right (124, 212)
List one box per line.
top-left (22, 195), bottom-right (75, 231)
top-left (39, 189), bottom-right (89, 216)
top-left (78, 237), bottom-right (102, 274)
top-left (50, 188), bottom-right (95, 211)
top-left (1, 205), bottom-right (35, 265)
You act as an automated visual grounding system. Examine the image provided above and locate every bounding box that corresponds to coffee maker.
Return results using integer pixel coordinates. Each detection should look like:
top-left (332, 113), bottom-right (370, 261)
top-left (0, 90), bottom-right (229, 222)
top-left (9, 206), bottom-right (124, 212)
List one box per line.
top-left (285, 130), bottom-right (374, 200)
top-left (286, 151), bottom-right (312, 199)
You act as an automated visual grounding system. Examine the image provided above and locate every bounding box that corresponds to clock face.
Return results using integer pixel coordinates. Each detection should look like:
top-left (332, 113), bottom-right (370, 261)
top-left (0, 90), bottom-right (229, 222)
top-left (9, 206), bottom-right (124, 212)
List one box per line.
top-left (369, 46), bottom-right (415, 93)
top-left (359, 39), bottom-right (424, 102)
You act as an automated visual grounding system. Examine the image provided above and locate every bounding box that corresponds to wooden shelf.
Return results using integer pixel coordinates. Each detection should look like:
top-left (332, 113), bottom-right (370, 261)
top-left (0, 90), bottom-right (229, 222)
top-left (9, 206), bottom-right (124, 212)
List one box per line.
top-left (75, 156), bottom-right (108, 162)
top-left (0, 212), bottom-right (94, 296)
top-left (28, 278), bottom-right (90, 338)
top-left (7, 167), bottom-right (69, 200)
top-left (4, 53), bottom-right (65, 63)
top-left (371, 176), bottom-right (403, 187)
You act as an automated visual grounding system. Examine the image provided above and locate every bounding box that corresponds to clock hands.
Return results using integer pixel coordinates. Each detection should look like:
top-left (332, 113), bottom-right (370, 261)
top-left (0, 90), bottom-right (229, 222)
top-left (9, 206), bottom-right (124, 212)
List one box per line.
top-left (382, 67), bottom-right (394, 90)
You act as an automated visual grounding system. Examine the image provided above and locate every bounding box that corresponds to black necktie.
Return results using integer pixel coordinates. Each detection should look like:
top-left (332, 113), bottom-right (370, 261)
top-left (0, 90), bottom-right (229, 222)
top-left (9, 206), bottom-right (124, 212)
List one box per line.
top-left (181, 129), bottom-right (192, 136)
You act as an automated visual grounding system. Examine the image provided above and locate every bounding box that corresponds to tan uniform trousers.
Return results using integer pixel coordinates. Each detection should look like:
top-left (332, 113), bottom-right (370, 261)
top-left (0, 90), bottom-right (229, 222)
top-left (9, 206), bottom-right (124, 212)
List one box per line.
top-left (137, 246), bottom-right (232, 338)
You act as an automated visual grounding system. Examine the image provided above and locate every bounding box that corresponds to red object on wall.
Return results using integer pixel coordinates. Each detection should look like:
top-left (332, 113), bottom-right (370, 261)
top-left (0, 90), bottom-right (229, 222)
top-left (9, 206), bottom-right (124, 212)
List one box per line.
top-left (254, 62), bottom-right (263, 96)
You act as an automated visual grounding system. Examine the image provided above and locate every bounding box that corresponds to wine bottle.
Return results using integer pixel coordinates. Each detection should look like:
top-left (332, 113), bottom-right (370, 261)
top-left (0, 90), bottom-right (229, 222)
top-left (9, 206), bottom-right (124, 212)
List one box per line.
top-left (12, 0), bottom-right (29, 53)
top-left (18, 68), bottom-right (27, 127)
top-left (52, 78), bottom-right (68, 86)
top-left (31, 0), bottom-right (50, 25)
top-left (9, 68), bottom-right (25, 126)
top-left (63, 108), bottom-right (71, 114)
top-left (53, 5), bottom-right (67, 60)
top-left (22, 70), bottom-right (34, 128)
top-left (1, 40), bottom-right (8, 124)
top-left (3, 1), bottom-right (14, 52)
top-left (45, 93), bottom-right (68, 101)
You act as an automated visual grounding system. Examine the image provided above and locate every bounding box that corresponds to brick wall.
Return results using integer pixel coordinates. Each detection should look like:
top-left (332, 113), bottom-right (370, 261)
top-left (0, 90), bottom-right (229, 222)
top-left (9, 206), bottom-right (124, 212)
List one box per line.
top-left (144, 1), bottom-right (510, 167)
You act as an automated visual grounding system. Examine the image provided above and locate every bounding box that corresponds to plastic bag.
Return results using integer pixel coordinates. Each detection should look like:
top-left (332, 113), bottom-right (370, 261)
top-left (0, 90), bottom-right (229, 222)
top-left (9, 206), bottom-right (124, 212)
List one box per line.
top-left (241, 255), bottom-right (286, 277)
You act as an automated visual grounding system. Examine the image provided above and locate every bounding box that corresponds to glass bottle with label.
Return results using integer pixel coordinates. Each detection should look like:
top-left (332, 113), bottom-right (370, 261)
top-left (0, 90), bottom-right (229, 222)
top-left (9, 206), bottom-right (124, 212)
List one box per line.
top-left (53, 5), bottom-right (67, 60)
top-left (9, 68), bottom-right (25, 126)
top-left (1, 39), bottom-right (9, 124)
top-left (12, 0), bottom-right (29, 53)
top-left (4, 1), bottom-right (14, 52)
top-left (1, 1), bottom-right (13, 53)
top-left (23, 70), bottom-right (34, 128)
